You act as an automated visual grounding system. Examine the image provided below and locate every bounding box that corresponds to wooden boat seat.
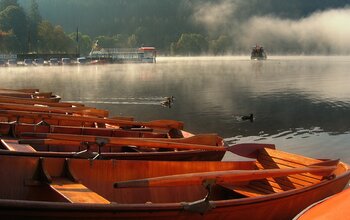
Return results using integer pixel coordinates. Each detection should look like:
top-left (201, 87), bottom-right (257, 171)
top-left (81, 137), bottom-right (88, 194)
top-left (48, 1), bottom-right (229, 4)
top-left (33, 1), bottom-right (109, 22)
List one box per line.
top-left (219, 148), bottom-right (324, 197)
top-left (49, 177), bottom-right (110, 204)
top-left (257, 148), bottom-right (324, 187)
top-left (0, 139), bottom-right (36, 152)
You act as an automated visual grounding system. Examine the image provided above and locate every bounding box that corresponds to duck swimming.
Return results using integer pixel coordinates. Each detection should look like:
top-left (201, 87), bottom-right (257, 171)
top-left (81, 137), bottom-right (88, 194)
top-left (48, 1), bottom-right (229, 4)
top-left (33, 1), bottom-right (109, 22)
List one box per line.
top-left (160, 96), bottom-right (174, 108)
top-left (241, 113), bottom-right (254, 122)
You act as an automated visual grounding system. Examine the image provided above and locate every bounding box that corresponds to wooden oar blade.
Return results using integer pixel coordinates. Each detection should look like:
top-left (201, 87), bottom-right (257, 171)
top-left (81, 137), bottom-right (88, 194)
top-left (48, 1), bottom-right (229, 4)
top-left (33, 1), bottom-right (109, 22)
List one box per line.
top-left (227, 143), bottom-right (276, 159)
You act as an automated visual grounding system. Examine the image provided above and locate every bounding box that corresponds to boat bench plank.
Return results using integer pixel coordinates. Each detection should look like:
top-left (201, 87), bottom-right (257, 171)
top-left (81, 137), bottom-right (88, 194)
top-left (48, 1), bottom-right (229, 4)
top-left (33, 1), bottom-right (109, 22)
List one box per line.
top-left (255, 162), bottom-right (321, 185)
top-left (0, 139), bottom-right (36, 152)
top-left (216, 148), bottom-right (326, 197)
top-left (257, 156), bottom-right (323, 181)
top-left (258, 148), bottom-right (322, 167)
top-left (250, 180), bottom-right (286, 192)
top-left (50, 177), bottom-right (110, 204)
top-left (256, 148), bottom-right (323, 189)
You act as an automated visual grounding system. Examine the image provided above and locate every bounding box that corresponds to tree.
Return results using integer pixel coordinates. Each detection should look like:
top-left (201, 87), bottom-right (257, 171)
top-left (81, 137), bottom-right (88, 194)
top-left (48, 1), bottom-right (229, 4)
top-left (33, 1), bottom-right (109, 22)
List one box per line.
top-left (0, 0), bottom-right (19, 11)
top-left (52, 25), bottom-right (74, 53)
top-left (37, 21), bottom-right (73, 53)
top-left (0, 5), bottom-right (28, 52)
top-left (209, 35), bottom-right (232, 55)
top-left (28, 0), bottom-right (42, 52)
top-left (127, 34), bottom-right (138, 48)
top-left (0, 29), bottom-right (13, 52)
top-left (37, 20), bottom-right (53, 52)
top-left (171, 33), bottom-right (208, 55)
top-left (68, 31), bottom-right (92, 56)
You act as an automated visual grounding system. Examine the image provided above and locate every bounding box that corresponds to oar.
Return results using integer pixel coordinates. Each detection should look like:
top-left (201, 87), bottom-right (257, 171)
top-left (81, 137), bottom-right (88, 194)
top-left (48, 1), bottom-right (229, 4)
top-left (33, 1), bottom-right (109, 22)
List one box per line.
top-left (0, 91), bottom-right (53, 98)
top-left (0, 103), bottom-right (109, 117)
top-left (0, 96), bottom-right (85, 107)
top-left (0, 88), bottom-right (39, 93)
top-left (114, 163), bottom-right (338, 188)
top-left (13, 123), bottom-right (163, 139)
top-left (19, 133), bottom-right (222, 147)
top-left (0, 109), bottom-right (184, 129)
top-left (20, 133), bottom-right (226, 151)
top-left (19, 139), bottom-right (83, 147)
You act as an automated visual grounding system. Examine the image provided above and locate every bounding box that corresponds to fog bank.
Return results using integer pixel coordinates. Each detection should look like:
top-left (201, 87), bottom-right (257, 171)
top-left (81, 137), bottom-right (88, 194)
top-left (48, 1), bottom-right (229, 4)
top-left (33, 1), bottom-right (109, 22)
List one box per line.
top-left (193, 1), bottom-right (350, 54)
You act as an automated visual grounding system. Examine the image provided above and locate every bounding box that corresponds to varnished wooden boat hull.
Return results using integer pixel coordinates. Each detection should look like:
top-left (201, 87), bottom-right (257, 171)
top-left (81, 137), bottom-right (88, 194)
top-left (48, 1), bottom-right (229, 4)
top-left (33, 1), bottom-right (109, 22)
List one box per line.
top-left (0, 148), bottom-right (348, 220)
top-left (0, 177), bottom-right (348, 220)
top-left (294, 187), bottom-right (350, 220)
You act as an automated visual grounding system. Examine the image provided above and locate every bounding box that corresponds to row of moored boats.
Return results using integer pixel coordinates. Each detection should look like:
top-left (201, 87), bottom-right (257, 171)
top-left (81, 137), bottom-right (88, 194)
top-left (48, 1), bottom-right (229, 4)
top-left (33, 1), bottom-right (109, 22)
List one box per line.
top-left (0, 57), bottom-right (102, 67)
top-left (0, 88), bottom-right (349, 219)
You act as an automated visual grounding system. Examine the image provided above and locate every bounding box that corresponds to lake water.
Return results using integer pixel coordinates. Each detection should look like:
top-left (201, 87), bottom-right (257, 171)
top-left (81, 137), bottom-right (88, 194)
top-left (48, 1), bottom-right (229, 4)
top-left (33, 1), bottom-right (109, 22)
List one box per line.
top-left (2, 56), bottom-right (350, 163)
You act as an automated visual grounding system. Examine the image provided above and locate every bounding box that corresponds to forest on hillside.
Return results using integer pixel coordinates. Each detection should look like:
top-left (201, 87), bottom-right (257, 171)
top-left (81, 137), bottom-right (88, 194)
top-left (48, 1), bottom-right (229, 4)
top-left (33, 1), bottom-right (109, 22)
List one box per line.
top-left (2, 0), bottom-right (350, 55)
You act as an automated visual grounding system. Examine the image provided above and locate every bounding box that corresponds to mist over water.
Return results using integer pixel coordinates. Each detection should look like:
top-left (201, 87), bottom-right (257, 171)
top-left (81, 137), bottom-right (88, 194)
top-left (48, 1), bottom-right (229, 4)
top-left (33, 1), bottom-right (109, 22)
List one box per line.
top-left (1, 56), bottom-right (350, 162)
top-left (193, 1), bottom-right (350, 54)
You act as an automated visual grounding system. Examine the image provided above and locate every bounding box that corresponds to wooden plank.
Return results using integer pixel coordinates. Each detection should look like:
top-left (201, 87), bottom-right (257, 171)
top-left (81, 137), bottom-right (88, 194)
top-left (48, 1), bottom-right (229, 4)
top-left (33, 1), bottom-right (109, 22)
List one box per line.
top-left (256, 148), bottom-right (324, 188)
top-left (50, 177), bottom-right (109, 204)
top-left (249, 180), bottom-right (286, 192)
top-left (1, 139), bottom-right (36, 152)
top-left (260, 148), bottom-right (321, 165)
top-left (255, 161), bottom-right (322, 183)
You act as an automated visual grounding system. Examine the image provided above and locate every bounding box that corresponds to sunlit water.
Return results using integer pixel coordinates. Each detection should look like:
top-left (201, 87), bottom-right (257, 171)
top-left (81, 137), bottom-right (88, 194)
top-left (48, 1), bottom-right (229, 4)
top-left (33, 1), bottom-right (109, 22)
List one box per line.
top-left (2, 56), bottom-right (350, 163)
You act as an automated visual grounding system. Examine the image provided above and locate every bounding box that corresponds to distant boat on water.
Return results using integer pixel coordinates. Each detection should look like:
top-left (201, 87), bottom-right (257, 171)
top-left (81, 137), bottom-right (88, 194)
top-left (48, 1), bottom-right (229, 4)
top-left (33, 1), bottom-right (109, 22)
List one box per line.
top-left (251, 44), bottom-right (267, 60)
top-left (88, 40), bottom-right (156, 63)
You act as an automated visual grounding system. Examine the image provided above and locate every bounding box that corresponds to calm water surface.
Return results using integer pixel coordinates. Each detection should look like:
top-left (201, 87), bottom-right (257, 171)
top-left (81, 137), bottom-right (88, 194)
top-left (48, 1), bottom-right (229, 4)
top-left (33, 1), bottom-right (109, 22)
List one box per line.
top-left (2, 56), bottom-right (350, 163)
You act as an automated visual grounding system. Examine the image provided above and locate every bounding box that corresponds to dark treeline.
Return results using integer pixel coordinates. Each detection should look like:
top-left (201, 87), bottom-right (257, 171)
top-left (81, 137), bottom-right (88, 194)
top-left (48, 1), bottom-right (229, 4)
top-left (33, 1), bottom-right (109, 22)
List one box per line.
top-left (2, 0), bottom-right (350, 55)
top-left (0, 0), bottom-right (79, 55)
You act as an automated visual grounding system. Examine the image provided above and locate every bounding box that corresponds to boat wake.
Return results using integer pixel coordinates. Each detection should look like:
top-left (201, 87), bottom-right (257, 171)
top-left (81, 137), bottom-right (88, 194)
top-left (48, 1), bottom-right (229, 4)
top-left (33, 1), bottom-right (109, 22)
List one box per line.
top-left (66, 97), bottom-right (173, 106)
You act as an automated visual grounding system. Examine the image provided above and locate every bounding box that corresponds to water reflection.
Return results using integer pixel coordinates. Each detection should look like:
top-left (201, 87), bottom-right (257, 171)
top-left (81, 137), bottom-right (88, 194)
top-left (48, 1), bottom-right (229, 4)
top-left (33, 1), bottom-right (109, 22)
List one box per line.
top-left (1, 56), bottom-right (350, 162)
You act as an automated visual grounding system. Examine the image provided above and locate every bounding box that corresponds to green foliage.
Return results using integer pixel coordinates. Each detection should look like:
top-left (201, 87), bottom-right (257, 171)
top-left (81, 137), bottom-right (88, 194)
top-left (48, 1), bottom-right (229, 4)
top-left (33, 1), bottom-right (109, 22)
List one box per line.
top-left (68, 31), bottom-right (92, 56)
top-left (28, 0), bottom-right (42, 51)
top-left (171, 33), bottom-right (208, 55)
top-left (209, 35), bottom-right (232, 55)
top-left (37, 21), bottom-right (74, 53)
top-left (0, 4), bottom-right (28, 52)
top-left (0, 0), bottom-right (77, 54)
top-left (0, 0), bottom-right (19, 11)
top-left (127, 34), bottom-right (138, 48)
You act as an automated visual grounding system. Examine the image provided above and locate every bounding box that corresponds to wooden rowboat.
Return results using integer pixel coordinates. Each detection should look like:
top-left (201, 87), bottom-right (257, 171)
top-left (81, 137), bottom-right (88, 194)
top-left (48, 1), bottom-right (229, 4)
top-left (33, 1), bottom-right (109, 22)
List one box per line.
top-left (0, 129), bottom-right (227, 161)
top-left (0, 110), bottom-right (184, 129)
top-left (0, 96), bottom-right (85, 107)
top-left (294, 187), bottom-right (350, 220)
top-left (0, 144), bottom-right (348, 219)
top-left (0, 122), bottom-right (168, 139)
top-left (0, 88), bottom-right (39, 93)
top-left (0, 89), bottom-right (61, 102)
top-left (0, 94), bottom-right (61, 103)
